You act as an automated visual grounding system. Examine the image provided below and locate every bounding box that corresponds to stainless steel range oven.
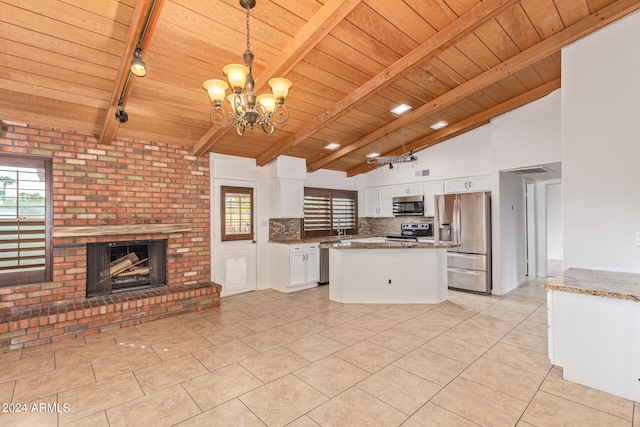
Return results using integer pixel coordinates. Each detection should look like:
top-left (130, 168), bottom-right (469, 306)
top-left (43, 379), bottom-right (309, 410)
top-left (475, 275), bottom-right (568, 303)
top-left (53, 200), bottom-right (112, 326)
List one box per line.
top-left (386, 223), bottom-right (432, 242)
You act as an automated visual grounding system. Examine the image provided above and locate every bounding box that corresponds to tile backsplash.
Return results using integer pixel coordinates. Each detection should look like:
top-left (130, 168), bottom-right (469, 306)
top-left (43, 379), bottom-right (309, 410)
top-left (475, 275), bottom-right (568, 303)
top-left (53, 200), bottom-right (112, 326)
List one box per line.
top-left (269, 217), bottom-right (433, 241)
top-left (359, 217), bottom-right (434, 236)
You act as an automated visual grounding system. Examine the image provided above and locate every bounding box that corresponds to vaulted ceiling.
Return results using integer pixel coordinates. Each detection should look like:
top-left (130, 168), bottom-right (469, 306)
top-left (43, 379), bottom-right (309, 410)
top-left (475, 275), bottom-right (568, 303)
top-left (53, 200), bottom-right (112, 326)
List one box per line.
top-left (1, 0), bottom-right (638, 176)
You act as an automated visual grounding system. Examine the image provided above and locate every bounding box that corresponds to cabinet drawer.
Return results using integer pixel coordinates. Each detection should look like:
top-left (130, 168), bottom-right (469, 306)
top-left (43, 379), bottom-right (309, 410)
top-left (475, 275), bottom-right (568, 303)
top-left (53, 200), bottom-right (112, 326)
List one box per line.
top-left (447, 253), bottom-right (487, 270)
top-left (289, 245), bottom-right (305, 253)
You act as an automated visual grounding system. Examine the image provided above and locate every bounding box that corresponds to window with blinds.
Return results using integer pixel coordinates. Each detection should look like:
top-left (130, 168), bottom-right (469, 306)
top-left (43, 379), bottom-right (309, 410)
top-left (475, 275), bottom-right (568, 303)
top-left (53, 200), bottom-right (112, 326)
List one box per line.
top-left (0, 155), bottom-right (52, 287)
top-left (303, 188), bottom-right (357, 237)
top-left (221, 186), bottom-right (254, 241)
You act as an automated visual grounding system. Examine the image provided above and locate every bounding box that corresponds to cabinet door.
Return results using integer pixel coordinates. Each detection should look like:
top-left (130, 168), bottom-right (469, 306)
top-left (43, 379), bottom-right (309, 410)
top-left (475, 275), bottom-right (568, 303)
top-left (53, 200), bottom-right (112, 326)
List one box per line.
top-left (305, 249), bottom-right (320, 284)
top-left (423, 181), bottom-right (444, 217)
top-left (279, 179), bottom-right (304, 218)
top-left (378, 186), bottom-right (394, 217)
top-left (467, 175), bottom-right (491, 192)
top-left (289, 252), bottom-right (306, 287)
top-left (445, 175), bottom-right (491, 193)
top-left (393, 183), bottom-right (424, 197)
top-left (363, 187), bottom-right (380, 216)
top-left (444, 178), bottom-right (469, 193)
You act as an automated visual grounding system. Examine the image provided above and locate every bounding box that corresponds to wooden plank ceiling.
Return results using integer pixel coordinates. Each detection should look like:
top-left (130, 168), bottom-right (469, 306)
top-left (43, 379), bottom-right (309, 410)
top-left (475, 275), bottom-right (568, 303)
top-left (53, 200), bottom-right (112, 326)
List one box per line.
top-left (1, 0), bottom-right (638, 176)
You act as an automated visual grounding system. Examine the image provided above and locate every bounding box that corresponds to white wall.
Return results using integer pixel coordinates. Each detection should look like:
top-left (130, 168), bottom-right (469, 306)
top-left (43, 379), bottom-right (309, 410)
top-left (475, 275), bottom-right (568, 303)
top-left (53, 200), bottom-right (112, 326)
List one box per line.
top-left (306, 169), bottom-right (363, 190)
top-left (562, 10), bottom-right (640, 272)
top-left (498, 172), bottom-right (527, 289)
top-left (489, 90), bottom-right (562, 294)
top-left (363, 125), bottom-right (491, 187)
top-left (546, 182), bottom-right (563, 260)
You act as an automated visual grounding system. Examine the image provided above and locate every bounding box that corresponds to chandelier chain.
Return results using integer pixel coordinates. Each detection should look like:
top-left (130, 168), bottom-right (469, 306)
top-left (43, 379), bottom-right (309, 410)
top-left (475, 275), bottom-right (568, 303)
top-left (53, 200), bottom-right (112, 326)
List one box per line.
top-left (246, 5), bottom-right (251, 53)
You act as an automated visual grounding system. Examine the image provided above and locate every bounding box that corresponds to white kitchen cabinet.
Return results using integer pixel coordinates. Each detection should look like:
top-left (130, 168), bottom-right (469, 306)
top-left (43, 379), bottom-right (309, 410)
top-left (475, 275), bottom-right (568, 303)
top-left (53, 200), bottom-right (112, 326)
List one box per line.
top-left (547, 289), bottom-right (640, 401)
top-left (363, 186), bottom-right (393, 217)
top-left (269, 243), bottom-right (319, 292)
top-left (392, 182), bottom-right (423, 197)
top-left (270, 178), bottom-right (304, 218)
top-left (444, 175), bottom-right (491, 193)
top-left (423, 180), bottom-right (444, 217)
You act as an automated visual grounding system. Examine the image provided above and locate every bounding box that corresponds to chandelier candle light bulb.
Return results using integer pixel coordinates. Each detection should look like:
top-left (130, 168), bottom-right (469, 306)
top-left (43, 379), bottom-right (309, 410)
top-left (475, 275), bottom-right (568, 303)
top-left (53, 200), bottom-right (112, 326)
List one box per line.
top-left (203, 0), bottom-right (292, 135)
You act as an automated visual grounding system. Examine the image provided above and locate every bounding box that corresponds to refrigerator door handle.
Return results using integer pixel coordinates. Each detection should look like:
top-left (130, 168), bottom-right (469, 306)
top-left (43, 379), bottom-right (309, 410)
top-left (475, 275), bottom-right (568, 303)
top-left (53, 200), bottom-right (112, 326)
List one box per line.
top-left (453, 196), bottom-right (461, 245)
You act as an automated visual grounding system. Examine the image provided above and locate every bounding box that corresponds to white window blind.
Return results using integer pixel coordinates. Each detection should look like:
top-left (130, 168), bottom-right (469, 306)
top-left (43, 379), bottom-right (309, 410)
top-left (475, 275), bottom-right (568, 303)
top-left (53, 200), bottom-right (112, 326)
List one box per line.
top-left (0, 156), bottom-right (51, 286)
top-left (303, 188), bottom-right (357, 237)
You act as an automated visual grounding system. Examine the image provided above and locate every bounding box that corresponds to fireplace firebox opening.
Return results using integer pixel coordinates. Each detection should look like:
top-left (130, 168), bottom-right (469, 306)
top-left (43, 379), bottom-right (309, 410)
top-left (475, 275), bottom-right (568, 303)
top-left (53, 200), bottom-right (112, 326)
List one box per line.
top-left (86, 239), bottom-right (167, 297)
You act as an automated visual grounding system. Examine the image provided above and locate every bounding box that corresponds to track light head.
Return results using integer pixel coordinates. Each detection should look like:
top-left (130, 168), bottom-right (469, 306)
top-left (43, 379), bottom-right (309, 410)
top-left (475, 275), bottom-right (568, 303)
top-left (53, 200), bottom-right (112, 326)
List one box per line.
top-left (115, 104), bottom-right (128, 123)
top-left (130, 49), bottom-right (147, 77)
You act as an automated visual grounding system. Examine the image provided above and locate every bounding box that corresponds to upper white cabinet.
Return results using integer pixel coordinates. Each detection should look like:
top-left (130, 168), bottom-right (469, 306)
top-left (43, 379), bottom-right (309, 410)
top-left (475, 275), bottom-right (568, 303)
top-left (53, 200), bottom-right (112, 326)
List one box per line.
top-left (423, 180), bottom-right (444, 217)
top-left (270, 178), bottom-right (303, 218)
top-left (364, 186), bottom-right (393, 217)
top-left (392, 183), bottom-right (423, 197)
top-left (445, 175), bottom-right (491, 193)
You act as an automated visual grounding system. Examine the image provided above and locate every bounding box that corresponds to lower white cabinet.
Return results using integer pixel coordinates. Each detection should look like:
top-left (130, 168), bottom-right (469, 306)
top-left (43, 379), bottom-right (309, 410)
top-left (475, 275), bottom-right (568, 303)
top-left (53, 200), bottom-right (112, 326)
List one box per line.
top-left (270, 243), bottom-right (319, 292)
top-left (547, 289), bottom-right (640, 402)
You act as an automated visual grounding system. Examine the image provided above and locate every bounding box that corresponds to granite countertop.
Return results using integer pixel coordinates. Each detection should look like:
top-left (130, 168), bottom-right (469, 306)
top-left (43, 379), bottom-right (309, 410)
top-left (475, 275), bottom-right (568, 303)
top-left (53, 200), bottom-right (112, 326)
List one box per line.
top-left (269, 235), bottom-right (378, 244)
top-left (544, 268), bottom-right (640, 302)
top-left (318, 241), bottom-right (459, 250)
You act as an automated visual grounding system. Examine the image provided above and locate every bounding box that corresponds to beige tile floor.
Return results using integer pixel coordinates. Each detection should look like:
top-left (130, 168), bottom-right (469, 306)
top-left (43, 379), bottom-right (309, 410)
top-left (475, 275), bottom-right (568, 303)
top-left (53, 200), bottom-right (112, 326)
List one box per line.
top-left (0, 278), bottom-right (638, 426)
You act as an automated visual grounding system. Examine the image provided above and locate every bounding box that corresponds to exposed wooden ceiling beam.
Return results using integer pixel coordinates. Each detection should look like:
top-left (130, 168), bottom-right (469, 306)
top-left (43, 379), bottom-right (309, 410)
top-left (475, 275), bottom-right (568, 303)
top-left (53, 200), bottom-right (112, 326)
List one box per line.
top-left (346, 78), bottom-right (562, 177)
top-left (309, 0), bottom-right (640, 173)
top-left (255, 0), bottom-right (521, 167)
top-left (192, 0), bottom-right (362, 156)
top-left (99, 0), bottom-right (165, 145)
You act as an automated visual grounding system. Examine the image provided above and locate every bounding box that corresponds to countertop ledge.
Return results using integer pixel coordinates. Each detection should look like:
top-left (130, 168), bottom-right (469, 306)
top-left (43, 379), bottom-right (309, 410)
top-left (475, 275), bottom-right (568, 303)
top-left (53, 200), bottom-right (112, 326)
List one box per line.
top-left (319, 241), bottom-right (459, 250)
top-left (544, 268), bottom-right (640, 302)
top-left (269, 235), bottom-right (378, 244)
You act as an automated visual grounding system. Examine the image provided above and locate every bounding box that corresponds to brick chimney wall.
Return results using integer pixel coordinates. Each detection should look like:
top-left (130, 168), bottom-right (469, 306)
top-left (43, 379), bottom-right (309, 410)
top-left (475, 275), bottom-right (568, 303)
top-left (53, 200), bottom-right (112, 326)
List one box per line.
top-left (0, 123), bottom-right (212, 315)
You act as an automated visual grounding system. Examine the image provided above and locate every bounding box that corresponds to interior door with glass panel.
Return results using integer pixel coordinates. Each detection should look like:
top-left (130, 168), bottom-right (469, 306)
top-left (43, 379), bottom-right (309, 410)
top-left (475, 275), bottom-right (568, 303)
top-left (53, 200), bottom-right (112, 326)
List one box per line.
top-left (213, 180), bottom-right (257, 296)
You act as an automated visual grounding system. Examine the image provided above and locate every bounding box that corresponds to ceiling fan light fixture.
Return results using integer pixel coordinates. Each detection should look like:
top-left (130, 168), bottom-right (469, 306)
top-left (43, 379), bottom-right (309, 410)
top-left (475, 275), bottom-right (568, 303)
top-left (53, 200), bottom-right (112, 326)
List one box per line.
top-left (430, 120), bottom-right (448, 130)
top-left (130, 48), bottom-right (147, 77)
top-left (366, 152), bottom-right (380, 158)
top-left (390, 103), bottom-right (411, 115)
top-left (203, 0), bottom-right (292, 136)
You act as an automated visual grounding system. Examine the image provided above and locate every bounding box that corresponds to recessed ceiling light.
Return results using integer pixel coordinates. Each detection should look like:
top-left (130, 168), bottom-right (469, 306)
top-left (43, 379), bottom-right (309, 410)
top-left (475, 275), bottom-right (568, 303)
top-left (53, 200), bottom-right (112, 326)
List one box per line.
top-left (366, 152), bottom-right (380, 159)
top-left (430, 120), bottom-right (448, 130)
top-left (324, 142), bottom-right (341, 150)
top-left (390, 103), bottom-right (411, 115)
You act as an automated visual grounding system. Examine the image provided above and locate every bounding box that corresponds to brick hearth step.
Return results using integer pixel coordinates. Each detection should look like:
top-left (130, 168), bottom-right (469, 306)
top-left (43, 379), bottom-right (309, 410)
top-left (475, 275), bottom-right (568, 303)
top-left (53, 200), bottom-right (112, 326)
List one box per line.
top-left (0, 282), bottom-right (221, 351)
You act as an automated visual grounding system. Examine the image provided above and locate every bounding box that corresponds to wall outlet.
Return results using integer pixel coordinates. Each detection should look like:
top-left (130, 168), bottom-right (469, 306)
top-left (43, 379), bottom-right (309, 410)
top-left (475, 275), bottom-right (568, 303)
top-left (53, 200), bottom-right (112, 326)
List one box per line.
top-left (388, 279), bottom-right (392, 286)
top-left (636, 231), bottom-right (640, 246)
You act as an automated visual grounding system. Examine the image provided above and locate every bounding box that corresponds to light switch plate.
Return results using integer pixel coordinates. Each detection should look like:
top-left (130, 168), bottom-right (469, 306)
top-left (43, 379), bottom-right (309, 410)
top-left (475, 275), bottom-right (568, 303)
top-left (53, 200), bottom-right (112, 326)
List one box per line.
top-left (636, 231), bottom-right (640, 246)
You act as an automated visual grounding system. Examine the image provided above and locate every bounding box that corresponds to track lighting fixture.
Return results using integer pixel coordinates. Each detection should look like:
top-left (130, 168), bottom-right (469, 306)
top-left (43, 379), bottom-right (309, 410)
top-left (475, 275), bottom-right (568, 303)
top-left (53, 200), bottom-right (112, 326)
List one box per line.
top-left (115, 100), bottom-right (128, 123)
top-left (130, 47), bottom-right (147, 77)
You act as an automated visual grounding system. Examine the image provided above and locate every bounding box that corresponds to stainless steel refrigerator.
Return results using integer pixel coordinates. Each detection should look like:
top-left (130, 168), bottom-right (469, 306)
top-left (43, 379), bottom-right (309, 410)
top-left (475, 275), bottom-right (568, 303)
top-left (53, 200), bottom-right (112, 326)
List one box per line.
top-left (434, 191), bottom-right (491, 294)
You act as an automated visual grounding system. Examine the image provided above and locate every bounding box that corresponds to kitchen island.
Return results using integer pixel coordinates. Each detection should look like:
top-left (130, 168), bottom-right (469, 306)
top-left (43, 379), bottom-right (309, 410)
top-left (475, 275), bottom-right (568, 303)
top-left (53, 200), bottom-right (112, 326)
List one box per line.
top-left (320, 240), bottom-right (458, 304)
top-left (545, 268), bottom-right (640, 402)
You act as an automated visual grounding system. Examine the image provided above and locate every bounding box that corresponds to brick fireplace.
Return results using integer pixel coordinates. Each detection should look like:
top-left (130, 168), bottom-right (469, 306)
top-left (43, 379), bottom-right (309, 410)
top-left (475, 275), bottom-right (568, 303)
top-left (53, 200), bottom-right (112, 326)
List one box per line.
top-left (0, 123), bottom-right (220, 351)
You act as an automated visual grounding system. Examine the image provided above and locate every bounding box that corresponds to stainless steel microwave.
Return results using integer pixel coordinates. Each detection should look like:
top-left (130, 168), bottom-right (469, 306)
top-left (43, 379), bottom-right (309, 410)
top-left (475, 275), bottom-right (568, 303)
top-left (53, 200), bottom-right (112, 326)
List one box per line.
top-left (392, 195), bottom-right (424, 216)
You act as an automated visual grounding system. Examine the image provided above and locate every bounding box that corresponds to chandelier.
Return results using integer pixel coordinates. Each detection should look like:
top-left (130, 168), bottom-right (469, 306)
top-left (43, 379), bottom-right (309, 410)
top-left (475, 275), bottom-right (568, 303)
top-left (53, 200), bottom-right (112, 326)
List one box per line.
top-left (203, 0), bottom-right (292, 136)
